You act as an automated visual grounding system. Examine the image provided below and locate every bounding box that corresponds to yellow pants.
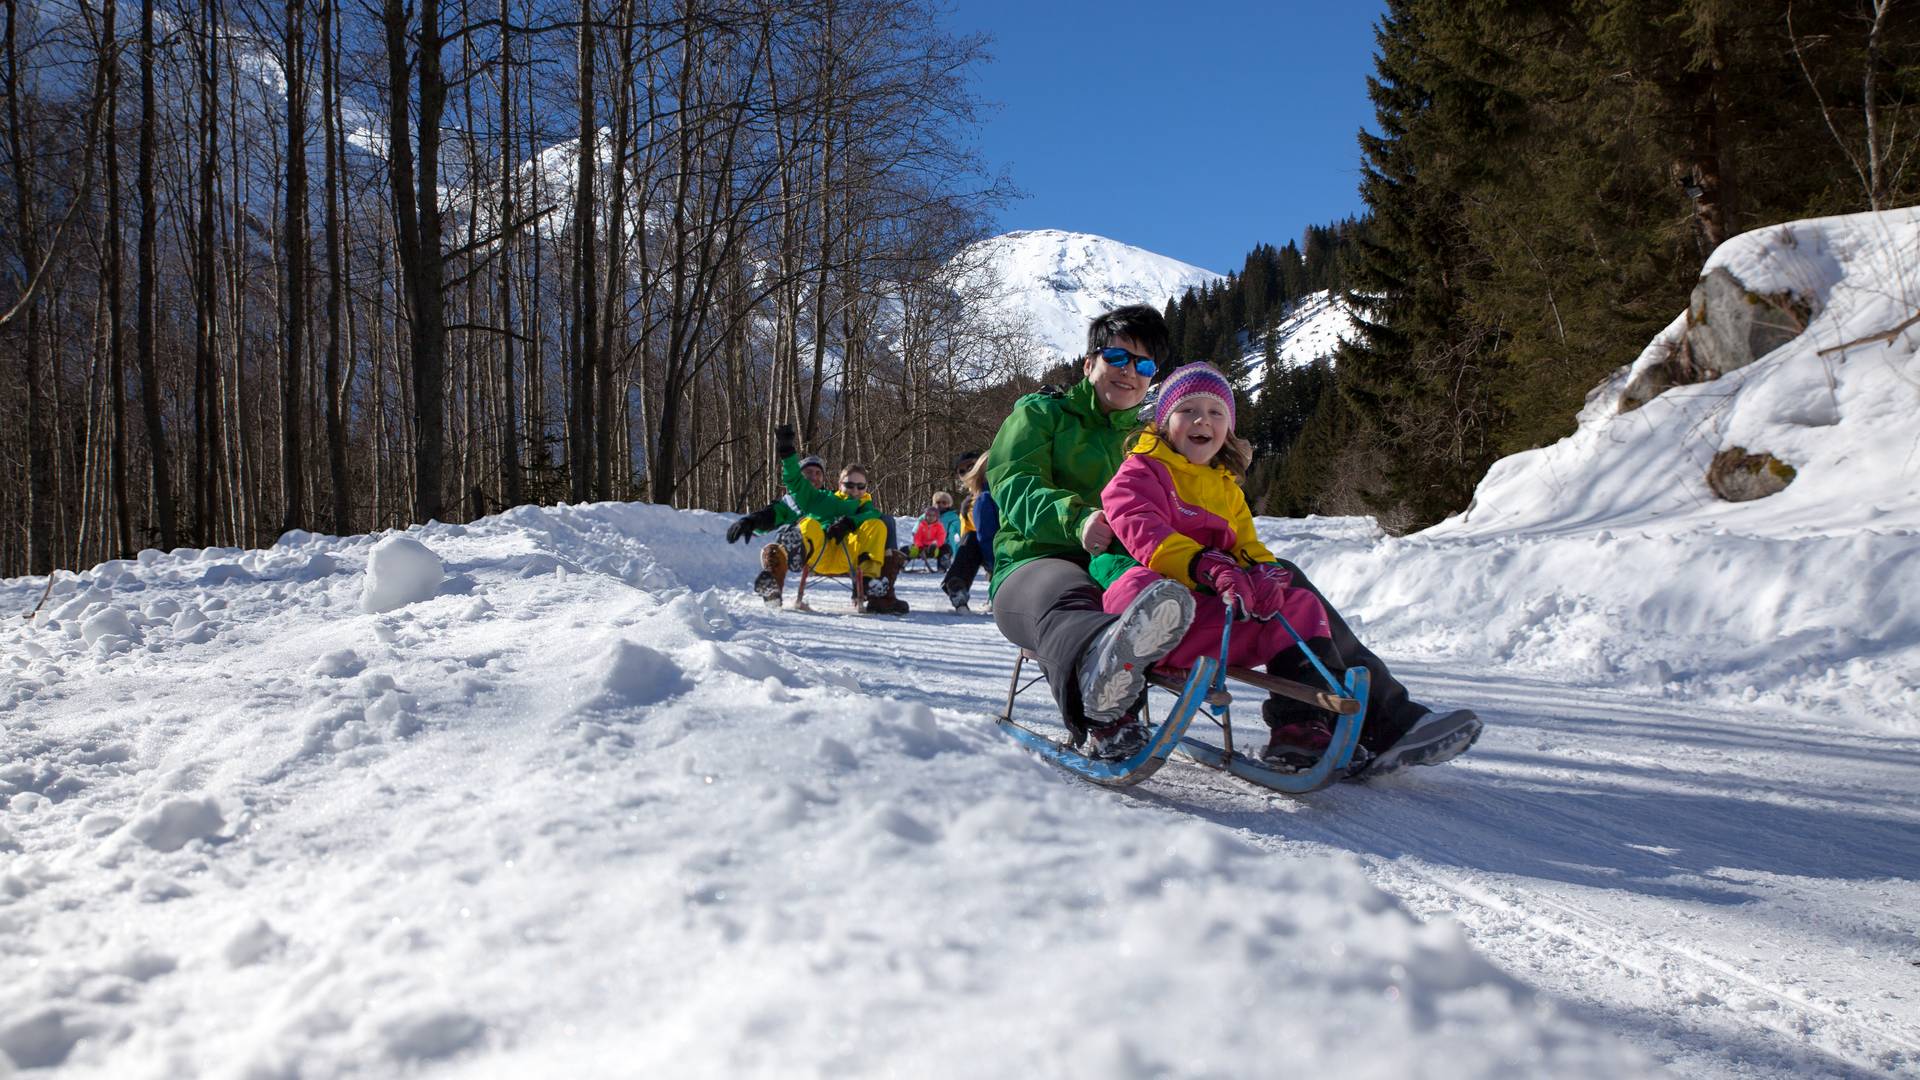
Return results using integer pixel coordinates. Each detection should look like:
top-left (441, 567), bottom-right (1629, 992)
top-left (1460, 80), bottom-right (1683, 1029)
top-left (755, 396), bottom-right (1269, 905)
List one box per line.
top-left (797, 517), bottom-right (889, 578)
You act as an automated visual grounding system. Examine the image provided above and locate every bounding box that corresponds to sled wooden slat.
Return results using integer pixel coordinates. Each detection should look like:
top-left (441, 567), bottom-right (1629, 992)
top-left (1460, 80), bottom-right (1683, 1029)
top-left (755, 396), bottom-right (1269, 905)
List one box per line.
top-left (1146, 669), bottom-right (1232, 707)
top-left (1222, 666), bottom-right (1361, 714)
top-left (1153, 664), bottom-right (1360, 715)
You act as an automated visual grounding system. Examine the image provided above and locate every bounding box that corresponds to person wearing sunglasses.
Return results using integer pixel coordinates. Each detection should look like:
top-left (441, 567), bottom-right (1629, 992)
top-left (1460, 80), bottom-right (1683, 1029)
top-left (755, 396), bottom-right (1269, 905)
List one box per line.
top-left (759, 430), bottom-right (910, 614)
top-left (985, 304), bottom-right (1478, 775)
top-left (985, 305), bottom-right (1197, 748)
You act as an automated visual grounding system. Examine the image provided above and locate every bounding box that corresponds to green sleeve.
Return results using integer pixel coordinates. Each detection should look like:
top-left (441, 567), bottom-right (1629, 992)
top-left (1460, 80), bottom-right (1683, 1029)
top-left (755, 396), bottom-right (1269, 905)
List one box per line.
top-left (1088, 550), bottom-right (1139, 590)
top-left (779, 454), bottom-right (865, 523)
top-left (987, 398), bottom-right (1094, 551)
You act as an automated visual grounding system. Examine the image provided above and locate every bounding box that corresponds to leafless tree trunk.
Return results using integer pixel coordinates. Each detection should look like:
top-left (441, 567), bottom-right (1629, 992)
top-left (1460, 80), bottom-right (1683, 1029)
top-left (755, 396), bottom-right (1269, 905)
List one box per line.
top-left (320, 0), bottom-right (351, 534)
top-left (385, 0), bottom-right (449, 522)
top-left (5, 0), bottom-right (54, 574)
top-left (569, 0), bottom-right (599, 503)
top-left (138, 0), bottom-right (177, 549)
top-left (281, 0), bottom-right (310, 533)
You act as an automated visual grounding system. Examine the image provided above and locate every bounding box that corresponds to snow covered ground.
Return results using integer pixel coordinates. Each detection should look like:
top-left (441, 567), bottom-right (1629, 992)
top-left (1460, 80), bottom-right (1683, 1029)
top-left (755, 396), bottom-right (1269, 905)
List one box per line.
top-left (4, 508), bottom-right (1645, 1078)
top-left (5, 211), bottom-right (1918, 1077)
top-left (3, 502), bottom-right (1915, 1077)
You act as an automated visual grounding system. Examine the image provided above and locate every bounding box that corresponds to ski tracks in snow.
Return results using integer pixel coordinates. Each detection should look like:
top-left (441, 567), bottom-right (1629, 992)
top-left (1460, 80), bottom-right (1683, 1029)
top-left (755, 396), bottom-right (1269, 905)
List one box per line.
top-left (809, 571), bottom-right (1920, 1079)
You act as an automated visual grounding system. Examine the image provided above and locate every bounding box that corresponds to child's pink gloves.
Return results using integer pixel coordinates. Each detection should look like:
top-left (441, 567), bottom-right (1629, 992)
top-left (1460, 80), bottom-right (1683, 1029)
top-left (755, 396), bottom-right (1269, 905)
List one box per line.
top-left (1243, 562), bottom-right (1296, 621)
top-left (1192, 550), bottom-right (1255, 620)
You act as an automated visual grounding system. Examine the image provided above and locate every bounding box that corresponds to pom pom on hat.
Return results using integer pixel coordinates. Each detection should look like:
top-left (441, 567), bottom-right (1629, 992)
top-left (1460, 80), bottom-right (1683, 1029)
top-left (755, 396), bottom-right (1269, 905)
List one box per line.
top-left (1153, 362), bottom-right (1235, 430)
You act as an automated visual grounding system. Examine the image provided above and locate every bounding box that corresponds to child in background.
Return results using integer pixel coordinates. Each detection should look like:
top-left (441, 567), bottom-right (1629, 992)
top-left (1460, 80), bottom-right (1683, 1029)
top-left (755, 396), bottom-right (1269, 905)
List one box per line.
top-left (910, 505), bottom-right (949, 570)
top-left (933, 490), bottom-right (961, 569)
top-left (1093, 363), bottom-right (1346, 766)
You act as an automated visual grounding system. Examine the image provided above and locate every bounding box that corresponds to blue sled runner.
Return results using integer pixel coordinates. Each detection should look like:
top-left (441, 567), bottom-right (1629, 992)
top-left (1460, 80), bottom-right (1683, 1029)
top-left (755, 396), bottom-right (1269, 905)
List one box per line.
top-left (995, 609), bottom-right (1371, 796)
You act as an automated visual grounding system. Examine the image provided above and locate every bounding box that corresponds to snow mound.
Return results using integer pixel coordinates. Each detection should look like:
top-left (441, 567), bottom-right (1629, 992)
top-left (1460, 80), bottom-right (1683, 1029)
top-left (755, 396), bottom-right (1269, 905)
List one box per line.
top-left (359, 535), bottom-right (445, 613)
top-left (126, 795), bottom-right (226, 853)
top-left (576, 639), bottom-right (690, 711)
top-left (1276, 207), bottom-right (1920, 732)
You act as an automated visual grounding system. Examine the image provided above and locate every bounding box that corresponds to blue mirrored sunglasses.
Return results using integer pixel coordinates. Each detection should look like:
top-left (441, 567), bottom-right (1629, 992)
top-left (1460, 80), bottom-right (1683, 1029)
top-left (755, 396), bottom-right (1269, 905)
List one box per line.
top-left (1098, 346), bottom-right (1158, 378)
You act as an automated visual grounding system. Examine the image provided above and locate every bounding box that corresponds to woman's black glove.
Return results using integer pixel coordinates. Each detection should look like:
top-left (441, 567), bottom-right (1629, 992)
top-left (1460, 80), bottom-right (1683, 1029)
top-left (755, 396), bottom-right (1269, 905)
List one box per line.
top-left (824, 517), bottom-right (855, 541)
top-left (775, 423), bottom-right (797, 460)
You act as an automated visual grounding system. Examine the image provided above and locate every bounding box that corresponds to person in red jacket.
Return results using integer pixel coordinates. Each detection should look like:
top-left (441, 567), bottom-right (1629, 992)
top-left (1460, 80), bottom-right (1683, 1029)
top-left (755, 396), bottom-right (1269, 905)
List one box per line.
top-left (908, 507), bottom-right (948, 570)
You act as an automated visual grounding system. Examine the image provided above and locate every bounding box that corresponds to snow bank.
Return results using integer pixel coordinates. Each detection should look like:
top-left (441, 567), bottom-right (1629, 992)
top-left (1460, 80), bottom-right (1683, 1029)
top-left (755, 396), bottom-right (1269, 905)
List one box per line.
top-left (1270, 208), bottom-right (1920, 732)
top-left (0, 501), bottom-right (1637, 1076)
top-left (1455, 207), bottom-right (1920, 539)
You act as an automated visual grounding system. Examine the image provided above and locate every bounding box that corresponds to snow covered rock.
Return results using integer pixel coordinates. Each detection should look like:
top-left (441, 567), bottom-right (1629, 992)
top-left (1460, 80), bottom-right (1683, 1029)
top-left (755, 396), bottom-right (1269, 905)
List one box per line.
top-left (1706, 446), bottom-right (1796, 501)
top-left (1684, 266), bottom-right (1813, 379)
top-left (1622, 266), bottom-right (1815, 410)
top-left (359, 535), bottom-right (444, 613)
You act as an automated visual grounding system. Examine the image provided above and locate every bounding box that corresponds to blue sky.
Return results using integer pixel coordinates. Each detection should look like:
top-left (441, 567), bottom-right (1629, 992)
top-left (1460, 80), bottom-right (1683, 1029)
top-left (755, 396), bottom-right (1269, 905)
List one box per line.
top-left (939, 0), bottom-right (1388, 273)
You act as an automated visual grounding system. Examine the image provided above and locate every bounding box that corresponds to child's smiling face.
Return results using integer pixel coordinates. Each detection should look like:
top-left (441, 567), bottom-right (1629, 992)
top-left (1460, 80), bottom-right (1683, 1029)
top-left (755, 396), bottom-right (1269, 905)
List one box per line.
top-left (1164, 395), bottom-right (1232, 465)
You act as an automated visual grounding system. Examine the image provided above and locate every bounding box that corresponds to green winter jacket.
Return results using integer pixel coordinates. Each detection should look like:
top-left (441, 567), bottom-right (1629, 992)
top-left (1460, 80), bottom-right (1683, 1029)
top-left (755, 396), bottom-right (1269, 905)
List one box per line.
top-left (986, 379), bottom-right (1143, 597)
top-left (780, 453), bottom-right (883, 526)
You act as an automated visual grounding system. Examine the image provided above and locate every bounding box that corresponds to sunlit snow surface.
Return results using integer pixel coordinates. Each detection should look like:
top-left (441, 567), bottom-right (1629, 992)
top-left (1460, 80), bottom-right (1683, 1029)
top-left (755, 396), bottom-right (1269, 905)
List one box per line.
top-left (4, 210), bottom-right (1920, 1077)
top-left (0, 506), bottom-right (1636, 1077)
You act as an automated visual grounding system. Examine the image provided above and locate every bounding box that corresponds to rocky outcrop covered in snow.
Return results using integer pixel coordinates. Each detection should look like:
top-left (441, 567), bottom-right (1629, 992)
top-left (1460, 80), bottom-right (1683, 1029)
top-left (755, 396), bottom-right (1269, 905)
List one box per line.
top-left (1620, 267), bottom-right (1817, 413)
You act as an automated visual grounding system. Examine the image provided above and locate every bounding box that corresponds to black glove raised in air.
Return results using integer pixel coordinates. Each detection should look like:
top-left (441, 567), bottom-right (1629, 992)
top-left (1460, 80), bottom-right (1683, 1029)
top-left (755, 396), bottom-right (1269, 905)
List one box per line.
top-left (726, 505), bottom-right (777, 544)
top-left (775, 423), bottom-right (797, 461)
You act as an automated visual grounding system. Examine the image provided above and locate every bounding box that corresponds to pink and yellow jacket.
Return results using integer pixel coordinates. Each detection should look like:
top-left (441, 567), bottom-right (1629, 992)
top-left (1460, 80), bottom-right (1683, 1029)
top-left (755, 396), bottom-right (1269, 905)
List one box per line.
top-left (1099, 432), bottom-right (1330, 670)
top-left (1099, 432), bottom-right (1277, 588)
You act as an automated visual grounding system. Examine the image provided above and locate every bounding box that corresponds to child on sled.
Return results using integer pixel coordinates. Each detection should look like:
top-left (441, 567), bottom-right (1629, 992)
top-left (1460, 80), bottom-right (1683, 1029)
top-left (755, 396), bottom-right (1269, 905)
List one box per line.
top-left (907, 505), bottom-right (950, 571)
top-left (1091, 362), bottom-right (1347, 767)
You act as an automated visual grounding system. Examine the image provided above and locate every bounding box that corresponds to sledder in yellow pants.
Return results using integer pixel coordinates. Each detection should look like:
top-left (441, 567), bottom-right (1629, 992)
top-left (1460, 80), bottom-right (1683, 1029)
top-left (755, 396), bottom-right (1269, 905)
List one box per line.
top-left (752, 424), bottom-right (910, 614)
top-left (796, 515), bottom-right (890, 578)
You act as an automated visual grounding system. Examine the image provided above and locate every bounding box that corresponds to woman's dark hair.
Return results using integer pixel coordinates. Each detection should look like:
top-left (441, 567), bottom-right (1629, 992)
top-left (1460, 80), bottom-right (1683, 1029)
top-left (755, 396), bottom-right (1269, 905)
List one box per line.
top-left (1085, 304), bottom-right (1171, 363)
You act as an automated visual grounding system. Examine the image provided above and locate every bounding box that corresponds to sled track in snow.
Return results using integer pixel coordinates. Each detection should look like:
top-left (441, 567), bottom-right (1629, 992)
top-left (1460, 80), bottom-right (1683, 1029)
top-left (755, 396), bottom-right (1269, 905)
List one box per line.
top-left (811, 575), bottom-right (1920, 1078)
top-left (1317, 807), bottom-right (1920, 1078)
top-left (1132, 754), bottom-right (1920, 1078)
top-left (1127, 701), bottom-right (1920, 1080)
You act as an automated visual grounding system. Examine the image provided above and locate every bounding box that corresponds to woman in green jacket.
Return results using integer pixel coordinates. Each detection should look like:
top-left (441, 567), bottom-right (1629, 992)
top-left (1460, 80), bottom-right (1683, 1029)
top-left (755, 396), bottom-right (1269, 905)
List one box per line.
top-left (987, 305), bottom-right (1479, 772)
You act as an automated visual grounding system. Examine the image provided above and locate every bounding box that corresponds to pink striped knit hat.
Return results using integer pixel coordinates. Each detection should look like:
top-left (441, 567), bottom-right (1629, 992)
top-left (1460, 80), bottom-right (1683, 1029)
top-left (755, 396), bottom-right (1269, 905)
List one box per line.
top-left (1152, 362), bottom-right (1235, 430)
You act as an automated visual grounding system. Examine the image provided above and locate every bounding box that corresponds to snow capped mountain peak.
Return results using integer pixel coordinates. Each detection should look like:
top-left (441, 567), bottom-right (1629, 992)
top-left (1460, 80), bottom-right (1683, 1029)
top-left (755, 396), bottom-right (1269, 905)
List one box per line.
top-left (951, 229), bottom-right (1223, 368)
